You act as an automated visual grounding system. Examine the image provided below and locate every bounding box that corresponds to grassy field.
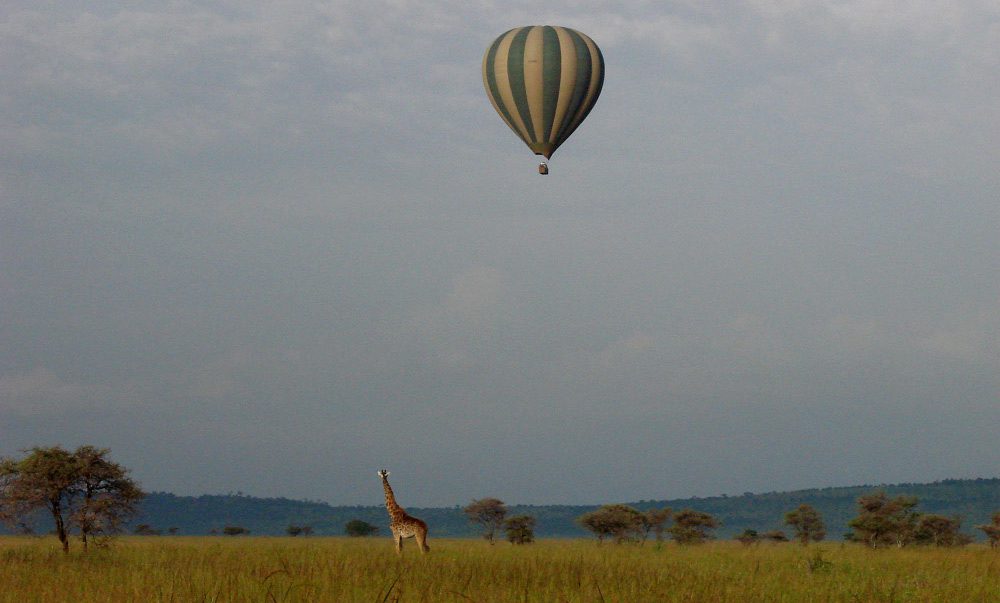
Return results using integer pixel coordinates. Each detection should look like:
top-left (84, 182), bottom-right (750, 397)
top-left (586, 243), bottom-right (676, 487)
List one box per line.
top-left (1, 536), bottom-right (998, 602)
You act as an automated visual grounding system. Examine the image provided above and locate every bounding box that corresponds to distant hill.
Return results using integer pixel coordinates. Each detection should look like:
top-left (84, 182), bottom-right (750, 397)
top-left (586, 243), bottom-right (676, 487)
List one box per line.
top-left (7, 478), bottom-right (998, 540)
top-left (126, 478), bottom-right (999, 540)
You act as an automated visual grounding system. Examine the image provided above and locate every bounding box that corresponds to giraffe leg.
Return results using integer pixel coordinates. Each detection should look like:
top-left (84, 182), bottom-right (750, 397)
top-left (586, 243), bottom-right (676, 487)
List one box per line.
top-left (417, 528), bottom-right (430, 553)
top-left (394, 532), bottom-right (403, 555)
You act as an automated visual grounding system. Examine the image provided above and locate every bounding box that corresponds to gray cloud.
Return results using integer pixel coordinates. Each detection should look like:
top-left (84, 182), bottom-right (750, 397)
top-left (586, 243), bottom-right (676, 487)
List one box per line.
top-left (2, 1), bottom-right (998, 506)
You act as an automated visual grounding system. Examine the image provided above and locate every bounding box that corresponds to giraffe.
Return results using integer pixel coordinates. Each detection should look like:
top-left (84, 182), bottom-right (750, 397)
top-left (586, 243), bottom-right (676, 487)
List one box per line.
top-left (377, 469), bottom-right (430, 554)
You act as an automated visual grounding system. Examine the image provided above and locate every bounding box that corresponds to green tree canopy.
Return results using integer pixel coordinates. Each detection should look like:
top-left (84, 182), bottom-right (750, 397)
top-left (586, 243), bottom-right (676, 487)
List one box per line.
top-left (785, 504), bottom-right (826, 545)
top-left (504, 515), bottom-right (536, 545)
top-left (848, 491), bottom-right (920, 548)
top-left (578, 504), bottom-right (645, 544)
top-left (913, 514), bottom-right (971, 547)
top-left (642, 507), bottom-right (672, 545)
top-left (344, 519), bottom-right (379, 537)
top-left (668, 509), bottom-right (719, 545)
top-left (977, 512), bottom-right (1000, 548)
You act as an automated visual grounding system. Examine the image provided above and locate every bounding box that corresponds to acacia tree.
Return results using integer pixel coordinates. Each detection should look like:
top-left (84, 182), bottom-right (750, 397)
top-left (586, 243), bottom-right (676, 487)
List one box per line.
top-left (0, 446), bottom-right (143, 553)
top-left (73, 446), bottom-right (144, 550)
top-left (464, 498), bottom-right (507, 544)
top-left (784, 504), bottom-right (826, 545)
top-left (0, 448), bottom-right (78, 551)
top-left (668, 509), bottom-right (718, 544)
top-left (577, 504), bottom-right (645, 544)
top-left (642, 507), bottom-right (672, 546)
top-left (977, 512), bottom-right (1000, 548)
top-left (847, 492), bottom-right (920, 548)
top-left (913, 514), bottom-right (971, 547)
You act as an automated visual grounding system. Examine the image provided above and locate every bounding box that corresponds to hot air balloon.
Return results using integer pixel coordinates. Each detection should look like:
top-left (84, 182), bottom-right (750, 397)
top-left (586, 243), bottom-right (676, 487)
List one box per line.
top-left (482, 26), bottom-right (605, 174)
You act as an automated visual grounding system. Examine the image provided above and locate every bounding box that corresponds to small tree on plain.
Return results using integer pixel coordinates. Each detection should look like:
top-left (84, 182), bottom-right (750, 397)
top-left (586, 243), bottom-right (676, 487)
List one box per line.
top-left (223, 525), bottom-right (248, 536)
top-left (977, 512), bottom-right (1000, 548)
top-left (784, 504), bottom-right (826, 545)
top-left (737, 529), bottom-right (760, 546)
top-left (913, 514), bottom-right (971, 547)
top-left (464, 498), bottom-right (508, 544)
top-left (504, 515), bottom-right (536, 544)
top-left (762, 530), bottom-right (789, 542)
top-left (578, 504), bottom-right (645, 544)
top-left (848, 491), bottom-right (919, 548)
top-left (668, 509), bottom-right (718, 545)
top-left (286, 525), bottom-right (303, 536)
top-left (643, 507), bottom-right (672, 546)
top-left (133, 524), bottom-right (160, 536)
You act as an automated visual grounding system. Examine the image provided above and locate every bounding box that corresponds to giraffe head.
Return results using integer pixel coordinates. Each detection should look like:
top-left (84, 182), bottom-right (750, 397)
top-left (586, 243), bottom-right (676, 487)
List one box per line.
top-left (377, 469), bottom-right (390, 479)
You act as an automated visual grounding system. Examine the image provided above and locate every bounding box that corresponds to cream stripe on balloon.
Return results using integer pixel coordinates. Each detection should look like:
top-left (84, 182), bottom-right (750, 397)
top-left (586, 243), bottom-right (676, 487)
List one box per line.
top-left (522, 26), bottom-right (546, 144)
top-left (482, 39), bottom-right (517, 135)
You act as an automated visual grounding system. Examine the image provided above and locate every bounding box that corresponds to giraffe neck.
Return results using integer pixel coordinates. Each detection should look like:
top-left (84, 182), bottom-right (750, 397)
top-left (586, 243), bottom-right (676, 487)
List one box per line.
top-left (382, 477), bottom-right (404, 516)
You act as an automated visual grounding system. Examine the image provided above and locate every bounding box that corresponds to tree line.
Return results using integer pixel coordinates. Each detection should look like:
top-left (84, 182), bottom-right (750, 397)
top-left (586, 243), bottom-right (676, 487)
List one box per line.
top-left (73, 478), bottom-right (1000, 538)
top-left (461, 493), bottom-right (1000, 549)
top-left (4, 446), bottom-right (1000, 550)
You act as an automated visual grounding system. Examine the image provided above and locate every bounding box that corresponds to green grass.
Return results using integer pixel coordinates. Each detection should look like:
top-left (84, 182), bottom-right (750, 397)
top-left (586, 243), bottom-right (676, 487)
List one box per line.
top-left (1, 536), bottom-right (998, 602)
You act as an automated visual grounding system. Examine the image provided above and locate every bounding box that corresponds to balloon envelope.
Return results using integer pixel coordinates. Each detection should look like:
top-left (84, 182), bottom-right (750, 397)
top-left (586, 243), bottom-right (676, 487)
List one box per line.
top-left (483, 26), bottom-right (604, 159)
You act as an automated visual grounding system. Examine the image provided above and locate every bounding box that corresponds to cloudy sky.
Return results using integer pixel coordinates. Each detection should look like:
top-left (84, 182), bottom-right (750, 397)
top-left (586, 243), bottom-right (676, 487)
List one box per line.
top-left (2, 1), bottom-right (998, 507)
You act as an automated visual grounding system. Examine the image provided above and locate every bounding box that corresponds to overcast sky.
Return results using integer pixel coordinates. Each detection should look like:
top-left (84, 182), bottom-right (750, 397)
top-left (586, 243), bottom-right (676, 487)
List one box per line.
top-left (2, 1), bottom-right (998, 507)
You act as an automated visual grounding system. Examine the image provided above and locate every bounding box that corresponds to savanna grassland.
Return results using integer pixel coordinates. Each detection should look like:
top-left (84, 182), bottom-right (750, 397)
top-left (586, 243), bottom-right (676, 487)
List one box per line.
top-left (1, 536), bottom-right (998, 602)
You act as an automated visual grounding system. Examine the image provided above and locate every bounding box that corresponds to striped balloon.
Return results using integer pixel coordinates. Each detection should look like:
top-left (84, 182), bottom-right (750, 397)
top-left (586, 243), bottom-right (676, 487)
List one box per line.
top-left (483, 26), bottom-right (605, 160)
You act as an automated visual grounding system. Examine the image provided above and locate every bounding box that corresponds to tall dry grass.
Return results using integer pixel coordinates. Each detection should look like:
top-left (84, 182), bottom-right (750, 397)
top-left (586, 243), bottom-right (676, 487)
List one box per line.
top-left (1, 536), bottom-right (997, 602)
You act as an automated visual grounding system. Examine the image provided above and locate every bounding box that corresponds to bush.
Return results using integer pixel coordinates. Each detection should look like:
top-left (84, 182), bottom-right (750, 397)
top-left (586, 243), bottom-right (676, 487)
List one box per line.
top-left (504, 515), bottom-right (536, 545)
top-left (344, 519), bottom-right (379, 537)
top-left (737, 529), bottom-right (759, 546)
top-left (133, 524), bottom-right (161, 536)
